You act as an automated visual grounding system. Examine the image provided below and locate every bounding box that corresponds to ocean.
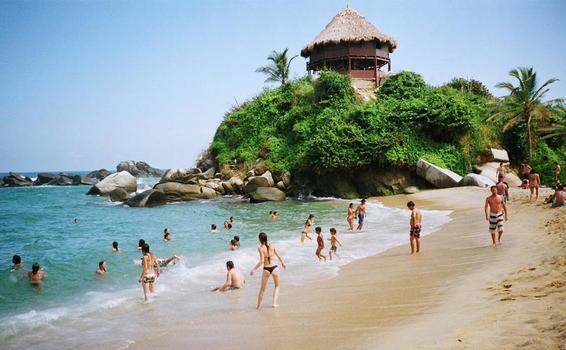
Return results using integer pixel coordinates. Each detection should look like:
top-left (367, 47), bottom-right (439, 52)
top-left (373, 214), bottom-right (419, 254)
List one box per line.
top-left (0, 173), bottom-right (451, 349)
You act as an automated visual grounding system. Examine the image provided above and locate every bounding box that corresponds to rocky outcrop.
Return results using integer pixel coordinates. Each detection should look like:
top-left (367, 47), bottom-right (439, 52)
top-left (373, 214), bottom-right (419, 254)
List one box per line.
top-left (109, 188), bottom-right (129, 202)
top-left (153, 182), bottom-right (217, 201)
top-left (479, 148), bottom-right (510, 163)
top-left (124, 189), bottom-right (167, 207)
top-left (87, 171), bottom-right (137, 196)
top-left (116, 161), bottom-right (163, 177)
top-left (249, 187), bottom-right (286, 203)
top-left (2, 172), bottom-right (33, 187)
top-left (416, 159), bottom-right (463, 188)
top-left (87, 169), bottom-right (112, 180)
top-left (461, 173), bottom-right (495, 188)
top-left (35, 172), bottom-right (58, 185)
top-left (504, 173), bottom-right (522, 187)
top-left (244, 176), bottom-right (270, 194)
top-left (404, 186), bottom-right (420, 194)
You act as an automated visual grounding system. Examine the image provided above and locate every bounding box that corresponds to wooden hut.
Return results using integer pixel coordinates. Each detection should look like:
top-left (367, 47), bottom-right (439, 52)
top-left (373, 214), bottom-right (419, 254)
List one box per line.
top-left (301, 6), bottom-right (397, 87)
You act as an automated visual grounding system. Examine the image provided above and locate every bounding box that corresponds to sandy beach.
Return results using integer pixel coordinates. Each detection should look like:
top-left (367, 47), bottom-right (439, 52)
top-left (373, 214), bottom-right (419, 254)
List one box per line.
top-left (130, 186), bottom-right (565, 350)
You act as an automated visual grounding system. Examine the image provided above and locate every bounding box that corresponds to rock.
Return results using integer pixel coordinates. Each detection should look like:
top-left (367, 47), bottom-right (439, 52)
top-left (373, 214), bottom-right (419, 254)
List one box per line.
top-left (47, 174), bottom-right (74, 186)
top-left (153, 182), bottom-right (217, 201)
top-left (229, 176), bottom-right (244, 190)
top-left (200, 186), bottom-right (218, 199)
top-left (416, 159), bottom-right (463, 188)
top-left (87, 171), bottom-right (137, 195)
top-left (404, 186), bottom-right (420, 194)
top-left (87, 169), bottom-right (112, 180)
top-left (199, 167), bottom-right (216, 180)
top-left (246, 169), bottom-right (255, 178)
top-left (222, 181), bottom-right (234, 193)
top-left (109, 188), bottom-right (129, 202)
top-left (160, 168), bottom-right (192, 183)
top-left (249, 187), bottom-right (286, 203)
top-left (205, 181), bottom-right (224, 194)
top-left (2, 172), bottom-right (33, 187)
top-left (482, 148), bottom-right (510, 163)
top-left (261, 171), bottom-right (275, 187)
top-left (461, 174), bottom-right (495, 188)
top-left (77, 175), bottom-right (97, 185)
top-left (477, 162), bottom-right (501, 183)
top-left (116, 160), bottom-right (163, 177)
top-left (276, 181), bottom-right (286, 191)
top-left (35, 172), bottom-right (58, 185)
top-left (214, 173), bottom-right (222, 179)
top-left (504, 173), bottom-right (522, 187)
top-left (124, 189), bottom-right (167, 207)
top-left (281, 172), bottom-right (291, 187)
top-left (244, 176), bottom-right (270, 194)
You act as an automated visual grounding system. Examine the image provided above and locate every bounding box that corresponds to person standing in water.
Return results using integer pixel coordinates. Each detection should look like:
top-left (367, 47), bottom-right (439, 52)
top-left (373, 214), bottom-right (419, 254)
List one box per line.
top-left (407, 201), bottom-right (422, 254)
top-left (485, 185), bottom-right (509, 246)
top-left (346, 203), bottom-right (355, 231)
top-left (529, 169), bottom-right (541, 201)
top-left (138, 243), bottom-right (160, 303)
top-left (27, 262), bottom-right (45, 284)
top-left (250, 232), bottom-right (286, 309)
top-left (314, 227), bottom-right (327, 261)
top-left (300, 214), bottom-right (314, 242)
top-left (96, 261), bottom-right (107, 275)
top-left (328, 228), bottom-right (342, 260)
top-left (355, 199), bottom-right (367, 230)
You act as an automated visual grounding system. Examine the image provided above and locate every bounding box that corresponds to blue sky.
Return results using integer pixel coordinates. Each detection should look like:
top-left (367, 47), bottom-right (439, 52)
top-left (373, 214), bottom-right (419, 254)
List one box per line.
top-left (1, 0), bottom-right (565, 172)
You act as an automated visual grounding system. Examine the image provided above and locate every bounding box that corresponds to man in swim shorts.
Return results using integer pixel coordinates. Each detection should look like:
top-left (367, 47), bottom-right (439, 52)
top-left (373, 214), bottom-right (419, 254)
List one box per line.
top-left (485, 185), bottom-right (509, 245)
top-left (211, 261), bottom-right (245, 292)
top-left (355, 199), bottom-right (367, 230)
top-left (407, 201), bottom-right (422, 254)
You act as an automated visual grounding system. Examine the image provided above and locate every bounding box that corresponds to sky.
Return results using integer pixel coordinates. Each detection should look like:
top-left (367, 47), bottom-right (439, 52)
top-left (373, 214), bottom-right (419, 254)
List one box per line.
top-left (1, 0), bottom-right (565, 172)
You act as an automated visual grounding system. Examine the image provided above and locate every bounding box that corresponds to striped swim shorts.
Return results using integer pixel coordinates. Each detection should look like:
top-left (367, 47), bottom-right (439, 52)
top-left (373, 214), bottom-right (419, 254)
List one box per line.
top-left (489, 212), bottom-right (504, 233)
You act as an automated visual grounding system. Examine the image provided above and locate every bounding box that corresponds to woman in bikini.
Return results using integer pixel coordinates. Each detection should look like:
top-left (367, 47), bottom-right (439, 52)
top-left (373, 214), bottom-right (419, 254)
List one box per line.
top-left (346, 203), bottom-right (355, 231)
top-left (250, 232), bottom-right (286, 309)
top-left (138, 243), bottom-right (160, 302)
top-left (300, 214), bottom-right (314, 242)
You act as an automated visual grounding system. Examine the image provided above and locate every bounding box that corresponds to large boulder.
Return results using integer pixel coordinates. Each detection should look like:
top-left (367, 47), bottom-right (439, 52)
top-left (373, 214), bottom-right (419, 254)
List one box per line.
top-left (280, 172), bottom-right (291, 187)
top-left (276, 181), bottom-right (286, 191)
top-left (504, 173), bottom-right (522, 187)
top-left (47, 174), bottom-right (74, 186)
top-left (229, 176), bottom-right (244, 190)
top-left (416, 159), bottom-right (463, 188)
top-left (461, 173), bottom-right (495, 188)
top-left (199, 167), bottom-right (216, 180)
top-left (404, 186), bottom-right (420, 194)
top-left (160, 168), bottom-right (193, 183)
top-left (87, 171), bottom-right (137, 195)
top-left (200, 186), bottom-right (218, 199)
top-left (87, 169), bottom-right (112, 180)
top-left (109, 188), bottom-right (129, 202)
top-left (477, 162), bottom-right (501, 183)
top-left (222, 181), bottom-right (234, 193)
top-left (249, 187), bottom-right (286, 203)
top-left (205, 181), bottom-right (224, 194)
top-left (154, 182), bottom-right (217, 201)
top-left (2, 172), bottom-right (33, 187)
top-left (261, 171), bottom-right (275, 187)
top-left (124, 189), bottom-right (167, 207)
top-left (77, 175), bottom-right (98, 185)
top-left (480, 148), bottom-right (510, 163)
top-left (34, 172), bottom-right (58, 185)
top-left (244, 176), bottom-right (270, 194)
top-left (116, 160), bottom-right (163, 177)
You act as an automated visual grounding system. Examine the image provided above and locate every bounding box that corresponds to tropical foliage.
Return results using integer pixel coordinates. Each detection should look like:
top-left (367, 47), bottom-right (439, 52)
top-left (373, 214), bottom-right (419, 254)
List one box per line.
top-left (444, 77), bottom-right (493, 98)
top-left (255, 48), bottom-right (298, 85)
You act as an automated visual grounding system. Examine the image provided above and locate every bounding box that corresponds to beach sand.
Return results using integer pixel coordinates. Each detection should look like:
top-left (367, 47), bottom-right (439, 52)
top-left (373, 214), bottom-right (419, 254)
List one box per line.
top-left (130, 186), bottom-right (565, 350)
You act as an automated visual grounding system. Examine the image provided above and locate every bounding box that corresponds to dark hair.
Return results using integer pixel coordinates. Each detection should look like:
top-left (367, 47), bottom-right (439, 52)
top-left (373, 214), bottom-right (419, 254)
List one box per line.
top-left (141, 244), bottom-right (150, 254)
top-left (490, 185), bottom-right (497, 190)
top-left (349, 203), bottom-right (353, 208)
top-left (12, 255), bottom-right (21, 264)
top-left (234, 235), bottom-right (240, 242)
top-left (407, 201), bottom-right (415, 208)
top-left (500, 162), bottom-right (503, 166)
top-left (138, 239), bottom-right (145, 247)
top-left (211, 224), bottom-right (216, 229)
top-left (226, 260), bottom-right (234, 270)
top-left (558, 185), bottom-right (564, 191)
top-left (273, 211), bottom-right (277, 215)
top-left (361, 199), bottom-right (366, 203)
top-left (112, 241), bottom-right (118, 249)
top-left (32, 262), bottom-right (40, 274)
top-left (330, 228), bottom-right (336, 234)
top-left (305, 214), bottom-right (314, 225)
top-left (99, 261), bottom-right (105, 268)
top-left (229, 216), bottom-right (233, 221)
top-left (227, 223), bottom-right (232, 229)
top-left (163, 228), bottom-right (168, 233)
top-left (269, 211), bottom-right (273, 214)
top-left (230, 239), bottom-right (236, 245)
top-left (315, 226), bottom-right (322, 233)
top-left (258, 232), bottom-right (270, 264)
top-left (530, 169), bottom-right (536, 174)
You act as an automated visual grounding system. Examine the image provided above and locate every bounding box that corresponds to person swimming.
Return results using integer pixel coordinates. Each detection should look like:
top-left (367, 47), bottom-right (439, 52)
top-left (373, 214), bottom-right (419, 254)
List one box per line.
top-left (12, 255), bottom-right (24, 270)
top-left (137, 239), bottom-right (145, 250)
top-left (112, 241), bottom-right (120, 252)
top-left (250, 232), bottom-right (286, 309)
top-left (163, 228), bottom-right (172, 241)
top-left (96, 261), bottom-right (107, 275)
top-left (27, 262), bottom-right (45, 284)
top-left (211, 224), bottom-right (218, 233)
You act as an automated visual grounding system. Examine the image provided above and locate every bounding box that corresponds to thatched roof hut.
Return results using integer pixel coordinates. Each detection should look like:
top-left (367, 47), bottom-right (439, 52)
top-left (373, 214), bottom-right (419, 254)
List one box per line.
top-left (301, 6), bottom-right (397, 86)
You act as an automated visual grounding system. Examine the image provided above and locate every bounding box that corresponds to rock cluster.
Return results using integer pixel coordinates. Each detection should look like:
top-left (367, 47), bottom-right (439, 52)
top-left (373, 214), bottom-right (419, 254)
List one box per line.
top-left (1, 172), bottom-right (98, 188)
top-left (87, 171), bottom-right (137, 196)
top-left (116, 161), bottom-right (163, 177)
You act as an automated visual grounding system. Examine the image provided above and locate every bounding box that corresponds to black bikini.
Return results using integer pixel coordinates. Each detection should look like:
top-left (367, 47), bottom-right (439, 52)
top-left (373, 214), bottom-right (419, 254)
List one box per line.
top-left (263, 265), bottom-right (278, 274)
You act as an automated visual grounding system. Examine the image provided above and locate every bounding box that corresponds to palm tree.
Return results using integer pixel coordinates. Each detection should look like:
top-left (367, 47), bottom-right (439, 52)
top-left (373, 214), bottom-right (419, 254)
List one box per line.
top-left (256, 48), bottom-right (298, 85)
top-left (540, 104), bottom-right (566, 141)
top-left (489, 67), bottom-right (561, 161)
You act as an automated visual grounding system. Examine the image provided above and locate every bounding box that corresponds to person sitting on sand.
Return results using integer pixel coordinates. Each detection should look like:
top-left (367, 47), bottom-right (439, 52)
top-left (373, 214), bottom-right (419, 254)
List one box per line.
top-left (112, 241), bottom-right (120, 252)
top-left (211, 224), bottom-right (218, 234)
top-left (328, 228), bottom-right (342, 260)
top-left (347, 203), bottom-right (355, 231)
top-left (496, 175), bottom-right (509, 202)
top-left (496, 162), bottom-right (507, 179)
top-left (250, 232), bottom-right (286, 309)
top-left (156, 256), bottom-right (180, 268)
top-left (138, 243), bottom-right (160, 303)
top-left (315, 227), bottom-right (327, 261)
top-left (12, 255), bottom-right (24, 270)
top-left (552, 185), bottom-right (565, 207)
top-left (355, 199), bottom-right (367, 230)
top-left (407, 201), bottom-right (422, 254)
top-left (163, 228), bottom-right (172, 241)
top-left (485, 185), bottom-right (509, 246)
top-left (96, 261), bottom-right (107, 275)
top-left (137, 239), bottom-right (145, 250)
top-left (529, 169), bottom-right (541, 201)
top-left (211, 261), bottom-right (245, 292)
top-left (300, 214), bottom-right (314, 242)
top-left (27, 262), bottom-right (45, 283)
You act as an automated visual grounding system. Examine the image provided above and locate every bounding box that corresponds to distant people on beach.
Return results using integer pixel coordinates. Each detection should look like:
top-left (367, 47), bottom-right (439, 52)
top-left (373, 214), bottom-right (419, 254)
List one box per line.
top-left (12, 255), bottom-right (23, 270)
top-left (112, 241), bottom-right (120, 252)
top-left (496, 162), bottom-right (507, 179)
top-left (163, 228), bottom-right (172, 241)
top-left (496, 175), bottom-right (509, 202)
top-left (355, 199), bottom-right (367, 230)
top-left (301, 214), bottom-right (314, 242)
top-left (137, 239), bottom-right (145, 250)
top-left (156, 256), bottom-right (180, 268)
top-left (251, 232), bottom-right (286, 309)
top-left (211, 261), bottom-right (245, 292)
top-left (138, 243), bottom-right (160, 303)
top-left (224, 217), bottom-right (234, 230)
top-left (27, 262), bottom-right (45, 284)
top-left (96, 261), bottom-right (107, 275)
top-left (407, 201), bottom-right (422, 254)
top-left (211, 224), bottom-right (218, 233)
top-left (347, 203), bottom-right (355, 231)
top-left (328, 228), bottom-right (342, 260)
top-left (529, 169), bottom-right (541, 201)
top-left (315, 227), bottom-right (327, 261)
top-left (485, 185), bottom-right (509, 246)
top-left (555, 161), bottom-right (561, 185)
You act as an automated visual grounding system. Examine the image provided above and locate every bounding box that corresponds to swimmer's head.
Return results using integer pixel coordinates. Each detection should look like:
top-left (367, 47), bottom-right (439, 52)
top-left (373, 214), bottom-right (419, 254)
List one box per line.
top-left (99, 261), bottom-right (106, 269)
top-left (308, 214), bottom-right (314, 219)
top-left (315, 226), bottom-right (322, 233)
top-left (141, 244), bottom-right (150, 254)
top-left (138, 239), bottom-right (145, 248)
top-left (234, 235), bottom-right (239, 242)
top-left (12, 255), bottom-right (21, 265)
top-left (211, 224), bottom-right (217, 230)
top-left (407, 201), bottom-right (415, 209)
top-left (330, 228), bottom-right (337, 235)
top-left (269, 211), bottom-right (273, 215)
top-left (32, 262), bottom-right (40, 274)
top-left (558, 185), bottom-right (564, 191)
top-left (226, 260), bottom-right (234, 270)
top-left (230, 239), bottom-right (236, 245)
top-left (273, 211), bottom-right (277, 215)
top-left (229, 217), bottom-right (234, 221)
top-left (227, 223), bottom-right (232, 229)
top-left (112, 241), bottom-right (118, 249)
top-left (163, 228), bottom-right (168, 233)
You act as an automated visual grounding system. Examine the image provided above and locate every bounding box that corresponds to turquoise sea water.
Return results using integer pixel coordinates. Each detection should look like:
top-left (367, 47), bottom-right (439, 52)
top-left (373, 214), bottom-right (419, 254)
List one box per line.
top-left (0, 174), bottom-right (451, 349)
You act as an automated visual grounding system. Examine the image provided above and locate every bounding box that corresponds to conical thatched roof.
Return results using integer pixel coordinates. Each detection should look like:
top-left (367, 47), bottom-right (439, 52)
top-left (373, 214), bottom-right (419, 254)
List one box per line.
top-left (301, 6), bottom-right (397, 57)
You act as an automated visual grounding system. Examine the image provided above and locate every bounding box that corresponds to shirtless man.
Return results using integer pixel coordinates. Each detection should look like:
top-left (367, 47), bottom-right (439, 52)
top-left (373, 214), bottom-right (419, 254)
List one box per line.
top-left (27, 262), bottom-right (45, 284)
top-left (407, 201), bottom-right (422, 254)
top-left (12, 255), bottom-right (24, 270)
top-left (495, 175), bottom-right (509, 202)
top-left (355, 199), bottom-right (367, 231)
top-left (496, 162), bottom-right (507, 179)
top-left (211, 261), bottom-right (245, 292)
top-left (528, 169), bottom-right (541, 201)
top-left (485, 185), bottom-right (509, 245)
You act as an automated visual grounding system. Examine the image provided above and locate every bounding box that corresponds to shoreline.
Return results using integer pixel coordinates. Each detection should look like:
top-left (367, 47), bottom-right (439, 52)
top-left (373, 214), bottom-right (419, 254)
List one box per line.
top-left (129, 186), bottom-right (564, 349)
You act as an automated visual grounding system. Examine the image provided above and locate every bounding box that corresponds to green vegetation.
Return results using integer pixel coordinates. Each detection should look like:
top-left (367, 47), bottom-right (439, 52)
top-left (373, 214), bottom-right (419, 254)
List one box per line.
top-left (255, 48), bottom-right (298, 86)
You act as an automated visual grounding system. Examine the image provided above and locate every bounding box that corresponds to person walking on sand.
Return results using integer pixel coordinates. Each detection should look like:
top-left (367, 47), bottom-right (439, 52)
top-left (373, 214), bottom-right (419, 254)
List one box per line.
top-left (485, 185), bottom-right (509, 246)
top-left (355, 199), bottom-right (367, 230)
top-left (496, 175), bottom-right (510, 202)
top-left (496, 162), bottom-right (507, 179)
top-left (250, 232), bottom-right (286, 309)
top-left (314, 227), bottom-right (327, 261)
top-left (407, 201), bottom-right (422, 254)
top-left (346, 203), bottom-right (355, 231)
top-left (300, 214), bottom-right (314, 242)
top-left (555, 161), bottom-right (561, 185)
top-left (328, 228), bottom-right (342, 260)
top-left (528, 169), bottom-right (541, 201)
top-left (138, 243), bottom-right (160, 303)
top-left (211, 261), bottom-right (245, 292)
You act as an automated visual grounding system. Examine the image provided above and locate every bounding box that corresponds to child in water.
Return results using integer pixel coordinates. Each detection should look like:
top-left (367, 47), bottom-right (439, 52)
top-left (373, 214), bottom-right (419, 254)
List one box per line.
top-left (328, 228), bottom-right (342, 260)
top-left (211, 224), bottom-right (218, 233)
top-left (315, 227), bottom-right (327, 261)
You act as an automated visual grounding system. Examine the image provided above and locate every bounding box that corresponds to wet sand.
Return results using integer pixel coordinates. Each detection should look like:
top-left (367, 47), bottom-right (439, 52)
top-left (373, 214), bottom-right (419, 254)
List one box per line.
top-left (129, 187), bottom-right (565, 350)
